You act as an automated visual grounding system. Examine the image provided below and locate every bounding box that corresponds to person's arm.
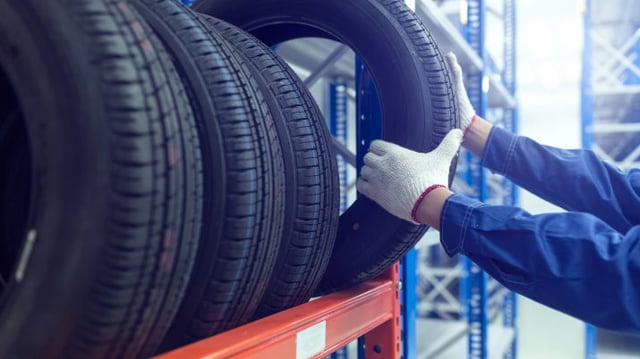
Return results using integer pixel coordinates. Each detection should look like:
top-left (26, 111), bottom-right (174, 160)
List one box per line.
top-left (461, 114), bottom-right (492, 157)
top-left (390, 134), bottom-right (640, 333)
top-left (445, 52), bottom-right (640, 233)
top-left (437, 193), bottom-right (640, 334)
top-left (480, 123), bottom-right (640, 233)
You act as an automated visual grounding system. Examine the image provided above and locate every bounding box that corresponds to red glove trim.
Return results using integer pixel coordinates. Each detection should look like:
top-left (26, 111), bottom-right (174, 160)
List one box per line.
top-left (463, 114), bottom-right (479, 137)
top-left (411, 184), bottom-right (447, 223)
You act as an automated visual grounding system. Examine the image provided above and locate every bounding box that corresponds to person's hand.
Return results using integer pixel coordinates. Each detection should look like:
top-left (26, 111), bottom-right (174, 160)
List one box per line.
top-left (445, 52), bottom-right (476, 133)
top-left (356, 129), bottom-right (463, 224)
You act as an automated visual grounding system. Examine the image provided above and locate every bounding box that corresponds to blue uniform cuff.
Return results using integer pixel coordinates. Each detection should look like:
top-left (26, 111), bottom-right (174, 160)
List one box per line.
top-left (481, 126), bottom-right (519, 176)
top-left (439, 194), bottom-right (486, 257)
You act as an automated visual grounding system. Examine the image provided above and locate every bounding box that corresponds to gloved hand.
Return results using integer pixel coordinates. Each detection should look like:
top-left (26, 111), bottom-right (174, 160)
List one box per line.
top-left (356, 129), bottom-right (463, 224)
top-left (445, 52), bottom-right (476, 133)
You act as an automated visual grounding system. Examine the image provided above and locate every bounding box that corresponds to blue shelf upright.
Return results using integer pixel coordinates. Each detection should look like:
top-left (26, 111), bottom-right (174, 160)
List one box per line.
top-left (415, 0), bottom-right (519, 358)
top-left (354, 57), bottom-right (417, 359)
top-left (328, 78), bottom-right (352, 359)
top-left (461, 2), bottom-right (489, 358)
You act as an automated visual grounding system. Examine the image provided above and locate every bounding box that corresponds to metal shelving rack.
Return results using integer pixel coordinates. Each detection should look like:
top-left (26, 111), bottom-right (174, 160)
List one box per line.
top-left (157, 266), bottom-right (401, 359)
top-left (581, 0), bottom-right (640, 358)
top-left (160, 0), bottom-right (521, 358)
top-left (414, 1), bottom-right (518, 358)
top-left (157, 63), bottom-right (403, 357)
top-left (158, 2), bottom-right (406, 358)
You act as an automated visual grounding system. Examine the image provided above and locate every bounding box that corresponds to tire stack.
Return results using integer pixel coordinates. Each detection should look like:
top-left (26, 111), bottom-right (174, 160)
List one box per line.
top-left (0, 0), bottom-right (457, 357)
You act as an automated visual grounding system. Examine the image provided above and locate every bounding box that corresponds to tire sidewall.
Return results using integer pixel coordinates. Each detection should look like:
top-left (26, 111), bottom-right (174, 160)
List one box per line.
top-left (0, 2), bottom-right (110, 356)
top-left (195, 0), bottom-right (439, 150)
top-left (194, 0), bottom-right (458, 292)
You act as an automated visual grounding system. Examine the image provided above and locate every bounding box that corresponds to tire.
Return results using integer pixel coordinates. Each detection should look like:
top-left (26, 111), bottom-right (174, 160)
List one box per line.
top-left (0, 0), bottom-right (202, 358)
top-left (128, 0), bottom-right (286, 350)
top-left (199, 15), bottom-right (340, 318)
top-left (193, 0), bottom-right (459, 293)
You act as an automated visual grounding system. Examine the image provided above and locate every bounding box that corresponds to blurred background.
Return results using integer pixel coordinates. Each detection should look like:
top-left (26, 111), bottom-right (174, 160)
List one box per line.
top-left (516, 0), bottom-right (584, 358)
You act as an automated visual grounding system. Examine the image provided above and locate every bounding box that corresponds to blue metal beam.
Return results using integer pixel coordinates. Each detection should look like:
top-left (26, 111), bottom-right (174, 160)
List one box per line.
top-left (355, 56), bottom-right (385, 359)
top-left (585, 325), bottom-right (597, 359)
top-left (401, 250), bottom-right (417, 359)
top-left (355, 58), bottom-right (382, 171)
top-left (355, 54), bottom-right (415, 359)
top-left (464, 1), bottom-right (488, 358)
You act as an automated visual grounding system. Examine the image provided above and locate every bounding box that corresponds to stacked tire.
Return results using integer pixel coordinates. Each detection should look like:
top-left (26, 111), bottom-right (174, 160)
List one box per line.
top-left (0, 0), bottom-right (457, 357)
top-left (195, 0), bottom-right (460, 294)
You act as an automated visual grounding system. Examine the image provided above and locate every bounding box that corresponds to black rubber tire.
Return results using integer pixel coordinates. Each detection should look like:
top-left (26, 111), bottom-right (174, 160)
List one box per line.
top-left (193, 0), bottom-right (459, 293)
top-left (129, 0), bottom-right (286, 350)
top-left (0, 0), bottom-right (202, 358)
top-left (199, 15), bottom-right (340, 318)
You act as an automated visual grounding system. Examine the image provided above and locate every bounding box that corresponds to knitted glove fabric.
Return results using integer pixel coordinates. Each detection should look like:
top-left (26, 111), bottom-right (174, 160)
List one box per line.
top-left (357, 129), bottom-right (463, 224)
top-left (445, 52), bottom-right (476, 132)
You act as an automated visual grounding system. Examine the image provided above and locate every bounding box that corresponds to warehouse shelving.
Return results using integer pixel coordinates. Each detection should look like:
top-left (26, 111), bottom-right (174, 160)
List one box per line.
top-left (414, 0), bottom-right (516, 109)
top-left (162, 1), bottom-right (520, 358)
top-left (152, 46), bottom-right (407, 359)
top-left (280, 1), bottom-right (521, 358)
top-left (327, 76), bottom-right (359, 359)
top-left (156, 266), bottom-right (401, 359)
top-left (416, 320), bottom-right (514, 359)
top-left (414, 1), bottom-right (518, 359)
top-left (581, 0), bottom-right (640, 358)
top-left (157, 2), bottom-right (411, 357)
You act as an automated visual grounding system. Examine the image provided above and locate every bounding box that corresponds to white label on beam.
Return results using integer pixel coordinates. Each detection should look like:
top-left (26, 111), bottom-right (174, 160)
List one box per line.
top-left (296, 321), bottom-right (326, 359)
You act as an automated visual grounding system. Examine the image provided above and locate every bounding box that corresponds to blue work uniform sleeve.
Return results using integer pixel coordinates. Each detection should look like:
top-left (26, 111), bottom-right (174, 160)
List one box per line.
top-left (440, 194), bottom-right (640, 334)
top-left (482, 126), bottom-right (640, 233)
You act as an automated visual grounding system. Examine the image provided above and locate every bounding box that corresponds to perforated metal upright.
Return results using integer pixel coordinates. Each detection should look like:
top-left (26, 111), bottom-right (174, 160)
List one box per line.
top-left (355, 55), bottom-right (418, 359)
top-left (460, 2), bottom-right (489, 358)
top-left (581, 0), bottom-right (640, 357)
top-left (328, 78), bottom-right (352, 359)
top-left (500, 1), bottom-right (518, 358)
top-left (414, 1), bottom-right (518, 358)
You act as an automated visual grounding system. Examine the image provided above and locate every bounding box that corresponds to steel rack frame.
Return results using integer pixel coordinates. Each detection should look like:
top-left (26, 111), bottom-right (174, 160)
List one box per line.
top-left (413, 1), bottom-right (518, 359)
top-left (164, 1), bottom-right (519, 358)
top-left (160, 1), bottom-right (410, 357)
top-left (156, 266), bottom-right (401, 359)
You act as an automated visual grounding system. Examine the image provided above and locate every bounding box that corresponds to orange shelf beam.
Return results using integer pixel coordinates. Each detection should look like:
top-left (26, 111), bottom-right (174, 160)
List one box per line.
top-left (156, 264), bottom-right (401, 359)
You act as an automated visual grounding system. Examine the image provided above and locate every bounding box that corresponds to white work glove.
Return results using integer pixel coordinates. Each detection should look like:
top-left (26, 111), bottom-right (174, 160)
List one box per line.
top-left (357, 129), bottom-right (463, 224)
top-left (445, 52), bottom-right (476, 133)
